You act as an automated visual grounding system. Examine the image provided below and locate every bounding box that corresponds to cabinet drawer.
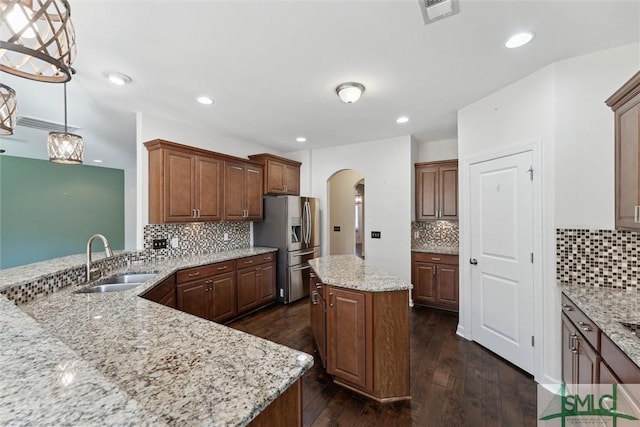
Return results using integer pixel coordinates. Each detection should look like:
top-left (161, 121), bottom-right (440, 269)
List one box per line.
top-left (177, 260), bottom-right (238, 283)
top-left (561, 294), bottom-right (601, 352)
top-left (412, 252), bottom-right (458, 265)
top-left (601, 332), bottom-right (640, 383)
top-left (236, 252), bottom-right (275, 268)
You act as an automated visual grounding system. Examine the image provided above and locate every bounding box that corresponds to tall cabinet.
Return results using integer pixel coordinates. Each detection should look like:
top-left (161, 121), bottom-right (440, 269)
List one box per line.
top-left (415, 160), bottom-right (458, 220)
top-left (606, 71), bottom-right (640, 231)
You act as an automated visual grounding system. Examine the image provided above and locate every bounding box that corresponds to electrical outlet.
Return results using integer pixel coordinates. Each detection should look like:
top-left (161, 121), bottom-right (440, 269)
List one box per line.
top-left (152, 239), bottom-right (167, 249)
top-left (371, 231), bottom-right (382, 239)
top-left (414, 231), bottom-right (420, 239)
top-left (170, 237), bottom-right (179, 248)
top-left (223, 233), bottom-right (229, 241)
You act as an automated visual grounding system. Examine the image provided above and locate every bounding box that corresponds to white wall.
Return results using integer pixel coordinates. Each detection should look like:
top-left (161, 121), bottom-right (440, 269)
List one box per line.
top-left (555, 43), bottom-right (639, 229)
top-left (416, 138), bottom-right (458, 163)
top-left (135, 112), bottom-right (280, 248)
top-left (329, 170), bottom-right (365, 255)
top-left (457, 42), bottom-right (639, 385)
top-left (289, 135), bottom-right (413, 281)
top-left (124, 167), bottom-right (137, 250)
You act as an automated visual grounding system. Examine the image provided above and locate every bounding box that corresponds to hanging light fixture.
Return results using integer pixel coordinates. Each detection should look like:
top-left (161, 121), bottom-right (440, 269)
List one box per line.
top-left (0, 83), bottom-right (17, 134)
top-left (47, 81), bottom-right (82, 164)
top-left (336, 82), bottom-right (365, 104)
top-left (0, 0), bottom-right (77, 82)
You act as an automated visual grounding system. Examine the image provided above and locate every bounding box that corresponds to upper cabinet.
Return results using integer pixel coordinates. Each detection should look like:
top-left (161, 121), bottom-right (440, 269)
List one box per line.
top-left (415, 160), bottom-right (458, 220)
top-left (144, 139), bottom-right (263, 223)
top-left (248, 153), bottom-right (301, 196)
top-left (224, 160), bottom-right (264, 220)
top-left (606, 71), bottom-right (640, 231)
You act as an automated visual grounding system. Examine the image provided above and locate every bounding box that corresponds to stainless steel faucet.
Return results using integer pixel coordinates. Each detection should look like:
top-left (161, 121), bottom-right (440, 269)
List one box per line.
top-left (86, 234), bottom-right (114, 282)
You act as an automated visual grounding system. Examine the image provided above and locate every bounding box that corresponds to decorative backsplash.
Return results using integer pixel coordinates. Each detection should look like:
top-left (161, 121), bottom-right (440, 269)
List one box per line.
top-left (411, 221), bottom-right (459, 248)
top-left (143, 222), bottom-right (250, 260)
top-left (557, 228), bottom-right (640, 288)
top-left (1, 222), bottom-right (251, 306)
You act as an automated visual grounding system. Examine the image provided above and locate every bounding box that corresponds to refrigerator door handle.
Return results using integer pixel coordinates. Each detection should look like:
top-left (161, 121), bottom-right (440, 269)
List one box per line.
top-left (304, 201), bottom-right (311, 245)
top-left (294, 250), bottom-right (316, 256)
top-left (292, 265), bottom-right (311, 272)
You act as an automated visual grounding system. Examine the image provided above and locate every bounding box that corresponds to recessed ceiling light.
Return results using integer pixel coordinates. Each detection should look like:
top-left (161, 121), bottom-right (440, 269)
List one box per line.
top-left (106, 72), bottom-right (132, 86)
top-left (505, 32), bottom-right (534, 49)
top-left (396, 116), bottom-right (409, 124)
top-left (196, 96), bottom-right (214, 105)
top-left (93, 159), bottom-right (103, 163)
top-left (296, 137), bottom-right (307, 143)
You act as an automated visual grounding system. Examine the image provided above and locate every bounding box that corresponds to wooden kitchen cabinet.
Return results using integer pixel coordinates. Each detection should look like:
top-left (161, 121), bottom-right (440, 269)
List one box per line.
top-left (248, 153), bottom-right (302, 196)
top-left (236, 253), bottom-right (277, 315)
top-left (606, 71), bottom-right (640, 231)
top-left (415, 160), bottom-right (458, 220)
top-left (309, 282), bottom-right (410, 402)
top-left (224, 160), bottom-right (263, 221)
top-left (145, 140), bottom-right (223, 223)
top-left (561, 313), bottom-right (599, 386)
top-left (411, 252), bottom-right (459, 312)
top-left (309, 272), bottom-right (326, 368)
top-left (176, 260), bottom-right (238, 323)
top-left (141, 274), bottom-right (176, 309)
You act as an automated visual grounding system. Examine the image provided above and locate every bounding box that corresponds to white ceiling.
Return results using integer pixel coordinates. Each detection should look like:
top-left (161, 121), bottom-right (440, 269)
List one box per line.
top-left (0, 0), bottom-right (638, 169)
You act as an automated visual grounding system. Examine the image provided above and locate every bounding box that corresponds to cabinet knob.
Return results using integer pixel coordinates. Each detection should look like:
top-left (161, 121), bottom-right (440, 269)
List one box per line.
top-left (561, 303), bottom-right (573, 311)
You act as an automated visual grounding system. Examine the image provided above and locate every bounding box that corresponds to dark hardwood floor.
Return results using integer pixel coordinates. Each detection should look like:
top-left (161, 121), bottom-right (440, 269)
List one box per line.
top-left (229, 300), bottom-right (537, 426)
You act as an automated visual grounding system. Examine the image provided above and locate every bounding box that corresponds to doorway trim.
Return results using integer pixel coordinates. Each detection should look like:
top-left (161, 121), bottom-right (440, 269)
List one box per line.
top-left (458, 138), bottom-right (544, 381)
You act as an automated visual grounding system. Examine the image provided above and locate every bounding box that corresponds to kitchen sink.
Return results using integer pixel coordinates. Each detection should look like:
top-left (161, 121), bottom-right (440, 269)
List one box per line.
top-left (75, 273), bottom-right (158, 294)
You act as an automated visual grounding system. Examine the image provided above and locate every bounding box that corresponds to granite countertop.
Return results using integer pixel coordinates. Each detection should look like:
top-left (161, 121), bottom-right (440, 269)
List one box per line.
top-left (411, 245), bottom-right (459, 255)
top-left (561, 282), bottom-right (640, 368)
top-left (4, 247), bottom-right (314, 426)
top-left (308, 255), bottom-right (412, 292)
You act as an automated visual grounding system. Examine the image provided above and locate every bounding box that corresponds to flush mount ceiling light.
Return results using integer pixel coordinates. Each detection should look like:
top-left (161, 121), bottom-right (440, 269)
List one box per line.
top-left (196, 96), bottom-right (213, 105)
top-left (296, 137), bottom-right (307, 143)
top-left (47, 82), bottom-right (83, 164)
top-left (0, 83), bottom-right (18, 135)
top-left (396, 116), bottom-right (409, 124)
top-left (336, 82), bottom-right (365, 104)
top-left (105, 72), bottom-right (132, 86)
top-left (0, 0), bottom-right (77, 82)
top-left (505, 32), bottom-right (535, 49)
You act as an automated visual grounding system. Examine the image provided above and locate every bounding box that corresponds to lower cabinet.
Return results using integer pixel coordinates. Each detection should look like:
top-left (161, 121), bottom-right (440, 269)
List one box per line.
top-left (309, 272), bottom-right (326, 368)
top-left (176, 264), bottom-right (237, 323)
top-left (310, 279), bottom-right (411, 402)
top-left (141, 275), bottom-right (176, 309)
top-left (411, 252), bottom-right (459, 312)
top-left (561, 293), bottom-right (640, 385)
top-left (236, 253), bottom-right (276, 315)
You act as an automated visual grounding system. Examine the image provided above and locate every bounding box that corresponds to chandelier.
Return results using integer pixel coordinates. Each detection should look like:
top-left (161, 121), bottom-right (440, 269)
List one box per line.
top-left (47, 81), bottom-right (82, 164)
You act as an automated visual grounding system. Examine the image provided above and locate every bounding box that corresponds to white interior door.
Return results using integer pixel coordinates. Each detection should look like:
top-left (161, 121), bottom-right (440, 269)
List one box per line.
top-left (470, 150), bottom-right (534, 374)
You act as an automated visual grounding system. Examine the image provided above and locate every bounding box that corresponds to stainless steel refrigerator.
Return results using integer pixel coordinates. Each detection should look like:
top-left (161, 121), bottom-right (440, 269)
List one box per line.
top-left (253, 196), bottom-right (320, 303)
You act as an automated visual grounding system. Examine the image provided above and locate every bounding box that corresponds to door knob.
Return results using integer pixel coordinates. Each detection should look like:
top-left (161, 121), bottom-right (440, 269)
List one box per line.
top-left (470, 258), bottom-right (478, 265)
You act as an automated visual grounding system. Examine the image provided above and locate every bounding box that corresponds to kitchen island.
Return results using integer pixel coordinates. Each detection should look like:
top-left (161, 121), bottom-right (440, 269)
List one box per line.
top-left (1, 248), bottom-right (313, 426)
top-left (308, 255), bottom-right (412, 403)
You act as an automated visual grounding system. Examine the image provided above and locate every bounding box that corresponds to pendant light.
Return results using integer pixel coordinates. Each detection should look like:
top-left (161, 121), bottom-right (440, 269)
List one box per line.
top-left (47, 81), bottom-right (82, 164)
top-left (0, 0), bottom-right (77, 82)
top-left (0, 83), bottom-right (17, 135)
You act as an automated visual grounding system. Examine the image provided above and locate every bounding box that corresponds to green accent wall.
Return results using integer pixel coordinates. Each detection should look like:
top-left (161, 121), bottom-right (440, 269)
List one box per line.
top-left (0, 156), bottom-right (125, 269)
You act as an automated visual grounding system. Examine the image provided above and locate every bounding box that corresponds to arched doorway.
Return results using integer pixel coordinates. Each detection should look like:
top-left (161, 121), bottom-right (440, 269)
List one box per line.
top-left (328, 169), bottom-right (365, 256)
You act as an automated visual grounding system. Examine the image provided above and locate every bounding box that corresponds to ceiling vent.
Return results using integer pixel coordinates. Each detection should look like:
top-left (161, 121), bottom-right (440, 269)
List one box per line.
top-left (16, 116), bottom-right (80, 133)
top-left (418, 0), bottom-right (460, 25)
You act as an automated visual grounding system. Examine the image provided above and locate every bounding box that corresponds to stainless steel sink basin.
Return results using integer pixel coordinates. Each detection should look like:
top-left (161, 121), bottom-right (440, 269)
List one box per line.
top-left (75, 273), bottom-right (158, 294)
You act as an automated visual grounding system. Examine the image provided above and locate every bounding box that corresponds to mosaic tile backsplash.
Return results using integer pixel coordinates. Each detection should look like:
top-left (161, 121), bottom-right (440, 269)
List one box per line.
top-left (557, 228), bottom-right (640, 288)
top-left (143, 222), bottom-right (250, 259)
top-left (1, 222), bottom-right (251, 306)
top-left (411, 220), bottom-right (459, 247)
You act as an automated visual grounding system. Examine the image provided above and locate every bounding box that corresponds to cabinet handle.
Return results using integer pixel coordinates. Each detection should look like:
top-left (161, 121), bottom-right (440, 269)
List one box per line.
top-left (205, 279), bottom-right (213, 284)
top-left (217, 266), bottom-right (227, 270)
top-left (197, 209), bottom-right (201, 218)
top-left (578, 321), bottom-right (592, 332)
top-left (569, 333), bottom-right (577, 350)
top-left (256, 267), bottom-right (262, 276)
top-left (188, 272), bottom-right (201, 277)
top-left (329, 292), bottom-right (335, 307)
top-left (431, 257), bottom-right (441, 261)
top-left (572, 336), bottom-right (580, 354)
top-left (192, 209), bottom-right (197, 218)
top-left (311, 291), bottom-right (318, 305)
top-left (244, 260), bottom-right (253, 264)
top-left (561, 303), bottom-right (573, 311)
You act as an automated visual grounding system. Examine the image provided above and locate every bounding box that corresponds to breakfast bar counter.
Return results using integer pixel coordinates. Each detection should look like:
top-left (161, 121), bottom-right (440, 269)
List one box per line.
top-left (1, 247), bottom-right (313, 426)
